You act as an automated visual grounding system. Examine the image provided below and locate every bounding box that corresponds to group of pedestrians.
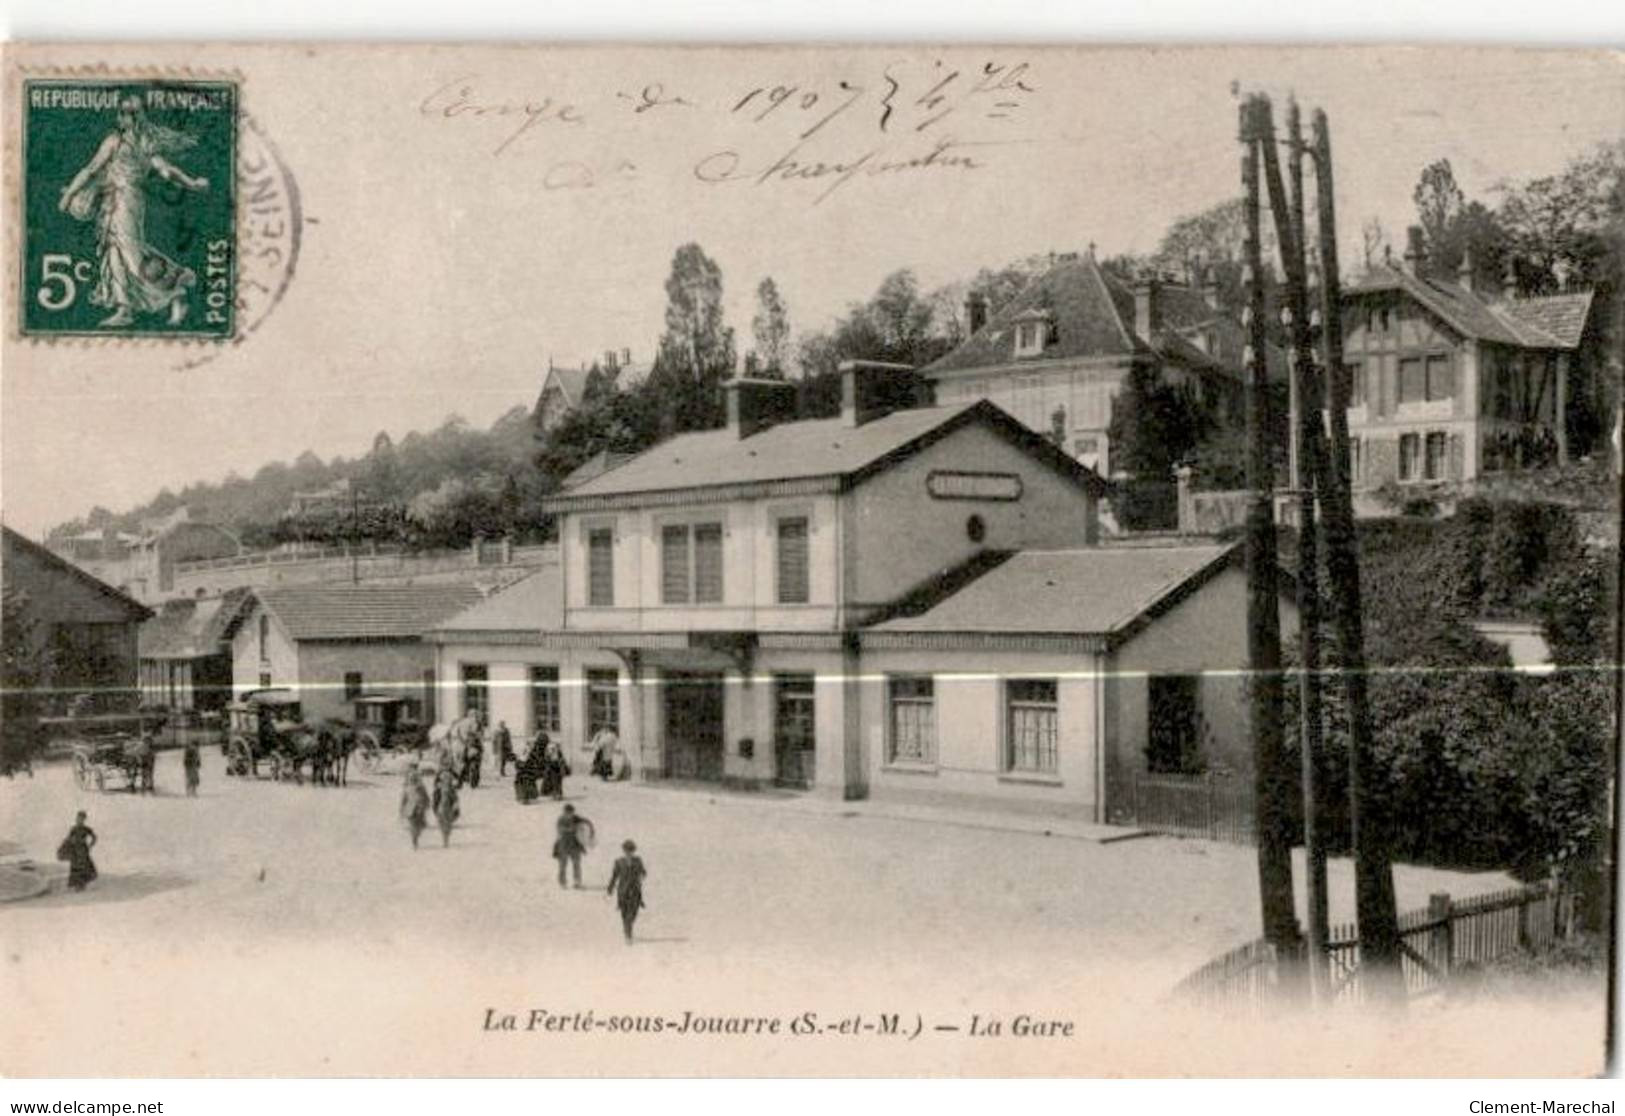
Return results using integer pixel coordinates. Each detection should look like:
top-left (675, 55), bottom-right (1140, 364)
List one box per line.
top-left (389, 718), bottom-right (647, 942)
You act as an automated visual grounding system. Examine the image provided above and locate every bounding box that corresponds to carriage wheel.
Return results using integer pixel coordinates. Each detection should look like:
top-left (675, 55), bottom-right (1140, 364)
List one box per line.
top-left (356, 731), bottom-right (383, 773)
top-left (72, 751), bottom-right (92, 791)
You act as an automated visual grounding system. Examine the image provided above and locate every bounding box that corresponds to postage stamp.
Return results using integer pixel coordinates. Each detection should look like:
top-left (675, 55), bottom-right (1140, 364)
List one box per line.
top-left (19, 78), bottom-right (237, 338)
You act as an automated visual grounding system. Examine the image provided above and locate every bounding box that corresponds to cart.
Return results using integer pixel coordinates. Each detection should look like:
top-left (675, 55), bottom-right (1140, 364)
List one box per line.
top-left (350, 695), bottom-right (429, 773)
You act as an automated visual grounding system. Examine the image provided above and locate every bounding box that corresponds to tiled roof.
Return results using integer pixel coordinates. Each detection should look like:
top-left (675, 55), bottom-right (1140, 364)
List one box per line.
top-left (253, 583), bottom-right (484, 641)
top-left (1499, 291), bottom-right (1594, 349)
top-left (430, 567), bottom-right (561, 634)
top-left (140, 595), bottom-right (232, 659)
top-left (925, 255), bottom-right (1140, 374)
top-left (867, 543), bottom-right (1240, 641)
top-left (543, 399), bottom-right (1108, 509)
top-left (1345, 265), bottom-right (1592, 350)
top-left (1, 525), bottom-right (153, 621)
top-left (560, 449), bottom-right (634, 490)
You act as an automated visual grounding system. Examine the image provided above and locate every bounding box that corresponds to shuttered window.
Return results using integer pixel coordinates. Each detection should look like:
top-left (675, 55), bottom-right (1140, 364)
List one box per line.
top-left (661, 522), bottom-right (724, 605)
top-left (530, 666), bottom-right (561, 734)
top-left (587, 528), bottom-right (614, 606)
top-left (776, 516), bottom-right (809, 604)
top-left (661, 525), bottom-right (690, 604)
top-left (694, 523), bottom-right (723, 603)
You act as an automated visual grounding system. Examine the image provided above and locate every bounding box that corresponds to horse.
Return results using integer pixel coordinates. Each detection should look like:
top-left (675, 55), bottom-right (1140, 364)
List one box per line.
top-left (314, 720), bottom-right (356, 787)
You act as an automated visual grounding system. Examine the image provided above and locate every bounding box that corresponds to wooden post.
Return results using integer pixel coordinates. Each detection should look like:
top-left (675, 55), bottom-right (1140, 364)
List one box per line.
top-left (1240, 95), bottom-right (1303, 966)
top-left (1259, 94), bottom-right (1333, 1002)
top-left (1429, 892), bottom-right (1453, 978)
top-left (1311, 107), bottom-right (1406, 1007)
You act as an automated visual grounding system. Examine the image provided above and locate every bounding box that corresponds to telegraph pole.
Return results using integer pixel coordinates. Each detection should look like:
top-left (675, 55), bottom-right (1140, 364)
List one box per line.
top-left (1240, 95), bottom-right (1303, 965)
top-left (1255, 94), bottom-right (1332, 999)
top-left (1310, 107), bottom-right (1405, 1004)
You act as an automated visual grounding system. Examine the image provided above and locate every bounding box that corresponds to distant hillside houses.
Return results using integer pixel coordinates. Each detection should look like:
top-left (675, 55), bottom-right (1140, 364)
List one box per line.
top-left (534, 348), bottom-right (650, 432)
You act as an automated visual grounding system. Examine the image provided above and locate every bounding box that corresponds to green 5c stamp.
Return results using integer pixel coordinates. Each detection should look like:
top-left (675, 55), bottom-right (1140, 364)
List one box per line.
top-left (21, 79), bottom-right (237, 337)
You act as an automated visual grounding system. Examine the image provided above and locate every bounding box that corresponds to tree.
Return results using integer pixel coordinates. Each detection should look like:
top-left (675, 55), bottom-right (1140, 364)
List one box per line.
top-left (1147, 197), bottom-right (1281, 317)
top-left (1, 588), bottom-right (48, 774)
top-left (646, 243), bottom-right (737, 434)
top-left (1413, 159), bottom-right (1465, 254)
top-left (751, 277), bottom-right (791, 378)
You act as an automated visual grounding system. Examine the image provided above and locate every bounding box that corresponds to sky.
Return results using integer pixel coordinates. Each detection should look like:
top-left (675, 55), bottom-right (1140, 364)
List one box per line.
top-left (2, 42), bottom-right (1622, 538)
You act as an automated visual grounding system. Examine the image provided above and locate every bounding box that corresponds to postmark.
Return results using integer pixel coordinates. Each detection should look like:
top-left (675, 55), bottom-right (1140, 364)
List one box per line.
top-left (20, 78), bottom-right (238, 338)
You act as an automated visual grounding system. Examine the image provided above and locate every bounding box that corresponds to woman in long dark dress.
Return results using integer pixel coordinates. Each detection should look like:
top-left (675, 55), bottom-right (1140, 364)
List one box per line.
top-left (433, 768), bottom-right (460, 847)
top-left (514, 735), bottom-right (543, 804)
top-left (60, 811), bottom-right (98, 890)
top-left (539, 739), bottom-right (567, 800)
top-left (606, 839), bottom-right (647, 943)
top-left (400, 767), bottom-right (430, 850)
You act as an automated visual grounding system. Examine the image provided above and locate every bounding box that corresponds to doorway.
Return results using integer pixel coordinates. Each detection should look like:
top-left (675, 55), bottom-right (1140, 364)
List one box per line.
top-left (663, 671), bottom-right (725, 782)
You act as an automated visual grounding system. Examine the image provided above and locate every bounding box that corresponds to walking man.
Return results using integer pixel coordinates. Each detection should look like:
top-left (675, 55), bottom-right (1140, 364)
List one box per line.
top-left (607, 839), bottom-right (647, 944)
top-left (493, 720), bottom-right (514, 778)
top-left (182, 739), bottom-right (201, 797)
top-left (552, 803), bottom-right (595, 889)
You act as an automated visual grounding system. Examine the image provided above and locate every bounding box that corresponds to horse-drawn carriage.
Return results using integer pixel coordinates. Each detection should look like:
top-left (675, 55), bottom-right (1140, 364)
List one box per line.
top-left (351, 694), bottom-right (429, 773)
top-left (39, 710), bottom-right (166, 793)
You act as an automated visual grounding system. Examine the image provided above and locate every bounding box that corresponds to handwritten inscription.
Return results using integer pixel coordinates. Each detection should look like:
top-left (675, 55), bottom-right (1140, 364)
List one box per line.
top-left (417, 58), bottom-right (1035, 201)
top-left (419, 75), bottom-right (586, 157)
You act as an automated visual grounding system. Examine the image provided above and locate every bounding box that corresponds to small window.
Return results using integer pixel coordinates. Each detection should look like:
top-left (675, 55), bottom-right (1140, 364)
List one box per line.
top-left (1015, 321), bottom-right (1044, 355)
top-left (343, 671), bottom-right (363, 701)
top-left (1425, 354), bottom-right (1454, 401)
top-left (887, 676), bottom-right (936, 765)
top-left (1348, 437), bottom-right (1363, 485)
top-left (776, 516), bottom-right (810, 605)
top-left (530, 666), bottom-right (561, 734)
top-left (259, 671), bottom-right (272, 689)
top-left (1399, 433), bottom-right (1421, 481)
top-left (1398, 357), bottom-right (1425, 404)
top-left (461, 663), bottom-right (489, 718)
top-left (1424, 431), bottom-right (1448, 480)
top-left (1005, 679), bottom-right (1059, 775)
top-left (258, 614), bottom-right (269, 660)
top-left (587, 527), bottom-right (614, 607)
top-left (587, 668), bottom-right (620, 735)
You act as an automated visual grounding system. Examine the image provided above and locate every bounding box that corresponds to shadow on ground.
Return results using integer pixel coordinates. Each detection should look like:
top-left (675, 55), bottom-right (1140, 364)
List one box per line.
top-left (23, 870), bottom-right (193, 908)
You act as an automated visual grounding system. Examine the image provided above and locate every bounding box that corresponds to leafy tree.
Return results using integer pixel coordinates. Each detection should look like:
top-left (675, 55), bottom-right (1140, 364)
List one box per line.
top-left (1, 588), bottom-right (48, 774)
top-left (750, 277), bottom-right (791, 378)
top-left (645, 243), bottom-right (737, 435)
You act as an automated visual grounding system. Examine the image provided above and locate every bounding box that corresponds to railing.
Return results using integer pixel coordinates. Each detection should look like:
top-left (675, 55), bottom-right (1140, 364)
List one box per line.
top-left (1175, 881), bottom-right (1579, 1012)
top-left (1130, 771), bottom-right (1254, 845)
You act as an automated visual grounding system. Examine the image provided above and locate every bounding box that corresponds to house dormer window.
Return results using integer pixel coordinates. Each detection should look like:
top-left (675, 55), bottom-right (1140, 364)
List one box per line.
top-left (1011, 309), bottom-right (1052, 358)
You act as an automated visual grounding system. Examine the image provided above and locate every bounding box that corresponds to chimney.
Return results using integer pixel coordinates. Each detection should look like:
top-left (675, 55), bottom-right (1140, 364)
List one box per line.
top-left (621, 347), bottom-right (631, 367)
top-left (839, 360), bottom-right (924, 428)
top-left (726, 377), bottom-right (797, 440)
top-left (965, 292), bottom-right (989, 335)
top-left (1131, 274), bottom-right (1163, 341)
top-left (1458, 245), bottom-right (1476, 294)
top-left (604, 349), bottom-right (617, 372)
top-left (1403, 225), bottom-right (1427, 277)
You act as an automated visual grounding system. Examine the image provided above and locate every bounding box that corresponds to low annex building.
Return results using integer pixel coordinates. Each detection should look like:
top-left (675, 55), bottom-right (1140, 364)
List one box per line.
top-left (223, 582), bottom-right (482, 724)
top-left (433, 363), bottom-right (1292, 821)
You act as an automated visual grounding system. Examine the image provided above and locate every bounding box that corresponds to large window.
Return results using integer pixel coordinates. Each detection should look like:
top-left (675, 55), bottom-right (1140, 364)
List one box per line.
top-left (1147, 674), bottom-right (1202, 775)
top-left (1399, 433), bottom-right (1421, 481)
top-left (1425, 431), bottom-right (1449, 480)
top-left (587, 527), bottom-right (614, 606)
top-left (530, 665), bottom-right (561, 735)
top-left (587, 668), bottom-right (620, 735)
top-left (1425, 354), bottom-right (1454, 401)
top-left (461, 663), bottom-right (488, 718)
top-left (1345, 361), bottom-right (1365, 408)
top-left (886, 675), bottom-right (936, 765)
top-left (1005, 679), bottom-right (1059, 775)
top-left (776, 516), bottom-right (810, 604)
top-left (661, 521), bottom-right (724, 604)
top-left (773, 673), bottom-right (817, 788)
top-left (1398, 356), bottom-right (1425, 404)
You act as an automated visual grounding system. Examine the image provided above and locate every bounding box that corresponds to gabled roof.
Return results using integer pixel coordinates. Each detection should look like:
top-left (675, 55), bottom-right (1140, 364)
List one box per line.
top-left (925, 254), bottom-right (1141, 374)
top-left (539, 399), bottom-right (1109, 513)
top-left (231, 582), bottom-right (484, 642)
top-left (1344, 265), bottom-right (1593, 351)
top-left (1, 524), bottom-right (153, 621)
top-left (541, 365), bottom-right (593, 407)
top-left (139, 589), bottom-right (250, 659)
top-left (429, 567), bottom-right (562, 636)
top-left (865, 542), bottom-right (1244, 648)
